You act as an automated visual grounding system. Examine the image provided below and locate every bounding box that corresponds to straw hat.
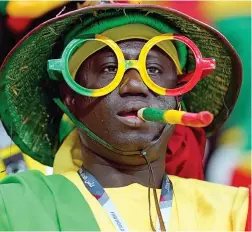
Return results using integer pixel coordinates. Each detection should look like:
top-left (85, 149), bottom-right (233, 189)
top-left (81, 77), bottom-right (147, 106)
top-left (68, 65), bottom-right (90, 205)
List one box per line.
top-left (0, 3), bottom-right (242, 166)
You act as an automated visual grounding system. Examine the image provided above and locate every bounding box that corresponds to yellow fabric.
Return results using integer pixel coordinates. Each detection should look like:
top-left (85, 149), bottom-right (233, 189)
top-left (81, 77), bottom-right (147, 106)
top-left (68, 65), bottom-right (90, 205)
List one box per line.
top-left (54, 129), bottom-right (249, 231)
top-left (54, 129), bottom-right (82, 174)
top-left (69, 24), bottom-right (181, 77)
top-left (61, 171), bottom-right (248, 231)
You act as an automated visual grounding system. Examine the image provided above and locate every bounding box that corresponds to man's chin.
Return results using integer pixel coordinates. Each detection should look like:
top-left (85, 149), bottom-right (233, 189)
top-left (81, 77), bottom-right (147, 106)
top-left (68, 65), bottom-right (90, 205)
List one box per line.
top-left (108, 135), bottom-right (157, 153)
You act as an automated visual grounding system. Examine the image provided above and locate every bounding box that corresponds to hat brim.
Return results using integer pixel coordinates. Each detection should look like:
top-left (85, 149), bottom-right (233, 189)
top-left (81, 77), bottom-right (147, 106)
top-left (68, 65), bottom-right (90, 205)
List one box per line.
top-left (0, 4), bottom-right (242, 166)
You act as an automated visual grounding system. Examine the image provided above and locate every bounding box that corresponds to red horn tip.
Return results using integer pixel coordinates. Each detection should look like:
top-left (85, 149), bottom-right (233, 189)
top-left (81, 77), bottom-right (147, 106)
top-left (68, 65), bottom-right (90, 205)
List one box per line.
top-left (199, 111), bottom-right (214, 125)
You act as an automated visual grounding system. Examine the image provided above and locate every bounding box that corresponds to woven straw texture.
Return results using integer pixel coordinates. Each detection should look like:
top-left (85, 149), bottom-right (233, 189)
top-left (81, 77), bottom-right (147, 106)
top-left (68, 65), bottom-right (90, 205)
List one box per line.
top-left (0, 5), bottom-right (242, 166)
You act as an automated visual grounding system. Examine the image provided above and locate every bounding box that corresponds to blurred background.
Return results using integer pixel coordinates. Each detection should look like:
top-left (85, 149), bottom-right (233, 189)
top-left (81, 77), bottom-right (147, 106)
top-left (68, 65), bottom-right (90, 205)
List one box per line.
top-left (0, 0), bottom-right (251, 187)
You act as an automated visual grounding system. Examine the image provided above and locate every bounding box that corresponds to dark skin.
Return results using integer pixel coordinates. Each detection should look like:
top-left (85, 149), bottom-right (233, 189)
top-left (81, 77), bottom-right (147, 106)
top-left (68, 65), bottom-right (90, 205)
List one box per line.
top-left (62, 39), bottom-right (178, 188)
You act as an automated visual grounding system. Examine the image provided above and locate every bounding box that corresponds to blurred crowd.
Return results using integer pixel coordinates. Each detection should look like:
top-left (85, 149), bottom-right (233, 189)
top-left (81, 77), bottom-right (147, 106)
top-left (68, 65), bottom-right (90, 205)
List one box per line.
top-left (0, 0), bottom-right (251, 187)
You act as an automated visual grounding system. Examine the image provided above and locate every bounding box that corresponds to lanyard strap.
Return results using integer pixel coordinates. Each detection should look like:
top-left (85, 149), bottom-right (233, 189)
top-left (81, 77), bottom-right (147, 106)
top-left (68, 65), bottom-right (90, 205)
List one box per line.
top-left (78, 168), bottom-right (128, 231)
top-left (156, 174), bottom-right (173, 231)
top-left (78, 168), bottom-right (173, 232)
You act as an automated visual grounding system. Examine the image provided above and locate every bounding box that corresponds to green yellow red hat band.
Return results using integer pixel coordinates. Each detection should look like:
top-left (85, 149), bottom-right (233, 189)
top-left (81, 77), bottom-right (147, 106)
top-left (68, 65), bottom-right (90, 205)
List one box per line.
top-left (68, 24), bottom-right (182, 78)
top-left (65, 13), bottom-right (187, 70)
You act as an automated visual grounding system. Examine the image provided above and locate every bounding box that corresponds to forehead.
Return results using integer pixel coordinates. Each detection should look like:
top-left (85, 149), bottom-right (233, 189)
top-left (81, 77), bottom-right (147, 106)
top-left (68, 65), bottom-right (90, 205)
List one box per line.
top-left (94, 39), bottom-right (174, 61)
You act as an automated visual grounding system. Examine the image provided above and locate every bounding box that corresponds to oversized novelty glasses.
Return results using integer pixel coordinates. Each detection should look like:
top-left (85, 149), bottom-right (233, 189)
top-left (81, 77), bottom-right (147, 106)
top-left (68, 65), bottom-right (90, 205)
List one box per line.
top-left (47, 34), bottom-right (215, 97)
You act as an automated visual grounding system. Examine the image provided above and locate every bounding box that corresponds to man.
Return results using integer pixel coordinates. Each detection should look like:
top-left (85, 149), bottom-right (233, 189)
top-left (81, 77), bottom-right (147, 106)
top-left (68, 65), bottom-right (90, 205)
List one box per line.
top-left (0, 2), bottom-right (249, 231)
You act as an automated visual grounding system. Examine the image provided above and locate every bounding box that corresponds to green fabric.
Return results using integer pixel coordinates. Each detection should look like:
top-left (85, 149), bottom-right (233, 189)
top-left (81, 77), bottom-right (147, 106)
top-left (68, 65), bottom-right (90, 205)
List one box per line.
top-left (59, 115), bottom-right (75, 144)
top-left (0, 171), bottom-right (100, 231)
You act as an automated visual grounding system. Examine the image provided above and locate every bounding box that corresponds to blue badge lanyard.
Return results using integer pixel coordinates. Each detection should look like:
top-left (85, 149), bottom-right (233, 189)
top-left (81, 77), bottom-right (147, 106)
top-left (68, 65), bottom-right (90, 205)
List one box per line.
top-left (78, 168), bottom-right (173, 232)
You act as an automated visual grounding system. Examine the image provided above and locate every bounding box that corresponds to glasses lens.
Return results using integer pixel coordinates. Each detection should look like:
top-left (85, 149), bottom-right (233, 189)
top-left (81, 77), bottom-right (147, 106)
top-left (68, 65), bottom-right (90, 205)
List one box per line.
top-left (69, 39), bottom-right (118, 89)
top-left (145, 39), bottom-right (196, 90)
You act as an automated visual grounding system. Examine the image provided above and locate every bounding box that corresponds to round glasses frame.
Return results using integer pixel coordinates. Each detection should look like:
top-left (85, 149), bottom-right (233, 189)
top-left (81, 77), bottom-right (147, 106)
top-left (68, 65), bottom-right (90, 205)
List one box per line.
top-left (47, 34), bottom-right (216, 97)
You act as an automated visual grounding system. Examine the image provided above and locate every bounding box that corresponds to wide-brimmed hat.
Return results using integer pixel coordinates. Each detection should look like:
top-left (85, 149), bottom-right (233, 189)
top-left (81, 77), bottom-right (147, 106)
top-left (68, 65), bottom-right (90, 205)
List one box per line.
top-left (0, 4), bottom-right (242, 166)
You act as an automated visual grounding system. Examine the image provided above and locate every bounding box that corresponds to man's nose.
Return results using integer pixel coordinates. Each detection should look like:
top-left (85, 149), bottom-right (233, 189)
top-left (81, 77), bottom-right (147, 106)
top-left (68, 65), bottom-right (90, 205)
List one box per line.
top-left (119, 69), bottom-right (149, 97)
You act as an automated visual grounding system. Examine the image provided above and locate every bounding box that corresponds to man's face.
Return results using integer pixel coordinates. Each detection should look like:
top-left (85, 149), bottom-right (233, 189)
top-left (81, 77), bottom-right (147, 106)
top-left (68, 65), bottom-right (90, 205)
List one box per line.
top-left (65, 39), bottom-right (177, 155)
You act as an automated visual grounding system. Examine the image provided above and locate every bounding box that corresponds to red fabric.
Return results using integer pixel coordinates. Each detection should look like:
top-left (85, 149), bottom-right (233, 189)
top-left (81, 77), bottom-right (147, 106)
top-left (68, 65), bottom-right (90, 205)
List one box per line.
top-left (231, 168), bottom-right (251, 188)
top-left (245, 185), bottom-right (251, 231)
top-left (165, 125), bottom-right (206, 180)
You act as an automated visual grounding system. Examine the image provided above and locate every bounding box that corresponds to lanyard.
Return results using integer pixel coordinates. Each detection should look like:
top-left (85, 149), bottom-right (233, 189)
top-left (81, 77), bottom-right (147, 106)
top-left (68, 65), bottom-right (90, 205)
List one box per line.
top-left (78, 168), bottom-right (173, 232)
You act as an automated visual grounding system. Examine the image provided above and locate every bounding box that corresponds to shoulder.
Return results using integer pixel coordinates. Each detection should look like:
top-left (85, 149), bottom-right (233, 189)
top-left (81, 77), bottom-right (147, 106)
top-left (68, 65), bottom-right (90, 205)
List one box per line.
top-left (0, 170), bottom-right (101, 230)
top-left (0, 170), bottom-right (71, 196)
top-left (169, 175), bottom-right (249, 230)
top-left (169, 174), bottom-right (248, 196)
top-left (0, 170), bottom-right (80, 205)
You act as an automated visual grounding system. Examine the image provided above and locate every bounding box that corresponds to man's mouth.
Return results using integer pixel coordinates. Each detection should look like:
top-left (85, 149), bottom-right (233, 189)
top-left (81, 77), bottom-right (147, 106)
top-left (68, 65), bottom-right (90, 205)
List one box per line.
top-left (116, 103), bottom-right (148, 127)
top-left (118, 110), bottom-right (138, 118)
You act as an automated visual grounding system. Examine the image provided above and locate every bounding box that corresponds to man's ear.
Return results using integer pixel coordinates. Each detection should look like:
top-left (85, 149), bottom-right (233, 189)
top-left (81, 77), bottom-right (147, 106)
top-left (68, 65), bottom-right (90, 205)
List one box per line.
top-left (60, 82), bottom-right (76, 113)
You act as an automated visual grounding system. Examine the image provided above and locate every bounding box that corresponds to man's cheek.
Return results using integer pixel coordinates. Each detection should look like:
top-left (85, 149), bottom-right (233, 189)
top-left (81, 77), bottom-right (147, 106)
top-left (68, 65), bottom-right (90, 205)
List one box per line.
top-left (157, 97), bottom-right (176, 109)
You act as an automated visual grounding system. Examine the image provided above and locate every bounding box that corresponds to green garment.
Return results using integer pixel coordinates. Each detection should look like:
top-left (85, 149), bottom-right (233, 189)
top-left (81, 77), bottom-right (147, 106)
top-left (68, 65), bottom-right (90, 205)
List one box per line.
top-left (0, 170), bottom-right (99, 231)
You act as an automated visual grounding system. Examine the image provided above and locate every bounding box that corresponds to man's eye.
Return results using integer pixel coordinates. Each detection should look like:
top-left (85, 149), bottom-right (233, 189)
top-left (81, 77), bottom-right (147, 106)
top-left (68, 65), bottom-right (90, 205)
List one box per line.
top-left (103, 66), bottom-right (118, 73)
top-left (147, 67), bottom-right (162, 75)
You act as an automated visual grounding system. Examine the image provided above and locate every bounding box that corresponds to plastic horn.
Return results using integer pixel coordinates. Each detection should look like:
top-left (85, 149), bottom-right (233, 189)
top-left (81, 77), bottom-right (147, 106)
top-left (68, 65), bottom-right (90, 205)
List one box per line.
top-left (137, 108), bottom-right (214, 127)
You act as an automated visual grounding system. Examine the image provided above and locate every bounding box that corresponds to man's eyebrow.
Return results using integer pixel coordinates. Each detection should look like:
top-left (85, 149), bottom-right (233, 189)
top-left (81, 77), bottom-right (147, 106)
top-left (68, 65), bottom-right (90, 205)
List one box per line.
top-left (146, 53), bottom-right (167, 61)
top-left (146, 53), bottom-right (162, 59)
top-left (147, 49), bottom-right (173, 61)
top-left (96, 50), bottom-right (117, 58)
